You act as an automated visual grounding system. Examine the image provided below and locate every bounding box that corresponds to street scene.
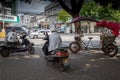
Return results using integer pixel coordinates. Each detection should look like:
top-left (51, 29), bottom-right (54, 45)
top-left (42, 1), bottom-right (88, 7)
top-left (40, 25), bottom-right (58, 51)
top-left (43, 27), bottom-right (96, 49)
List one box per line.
top-left (0, 0), bottom-right (120, 80)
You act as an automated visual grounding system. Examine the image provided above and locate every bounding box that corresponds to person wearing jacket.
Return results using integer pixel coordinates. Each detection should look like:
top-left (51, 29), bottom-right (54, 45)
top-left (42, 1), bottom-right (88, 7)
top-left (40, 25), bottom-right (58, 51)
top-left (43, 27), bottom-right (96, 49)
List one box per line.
top-left (48, 29), bottom-right (62, 52)
top-left (6, 28), bottom-right (19, 46)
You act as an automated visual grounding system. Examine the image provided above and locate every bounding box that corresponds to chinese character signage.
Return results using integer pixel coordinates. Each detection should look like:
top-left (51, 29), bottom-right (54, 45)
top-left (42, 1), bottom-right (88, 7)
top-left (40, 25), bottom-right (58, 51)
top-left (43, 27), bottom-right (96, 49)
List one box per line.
top-left (0, 14), bottom-right (19, 23)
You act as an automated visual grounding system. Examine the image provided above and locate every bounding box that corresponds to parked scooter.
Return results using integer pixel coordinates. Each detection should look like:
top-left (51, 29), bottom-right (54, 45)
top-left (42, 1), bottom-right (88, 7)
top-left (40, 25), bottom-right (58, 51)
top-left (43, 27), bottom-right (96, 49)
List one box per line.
top-left (42, 36), bottom-right (70, 71)
top-left (0, 35), bottom-right (35, 57)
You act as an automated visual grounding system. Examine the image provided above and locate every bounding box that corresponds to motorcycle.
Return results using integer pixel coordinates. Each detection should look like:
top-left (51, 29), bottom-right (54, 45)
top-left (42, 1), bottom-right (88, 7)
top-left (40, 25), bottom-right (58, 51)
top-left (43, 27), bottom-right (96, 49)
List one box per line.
top-left (42, 36), bottom-right (70, 71)
top-left (0, 35), bottom-right (35, 57)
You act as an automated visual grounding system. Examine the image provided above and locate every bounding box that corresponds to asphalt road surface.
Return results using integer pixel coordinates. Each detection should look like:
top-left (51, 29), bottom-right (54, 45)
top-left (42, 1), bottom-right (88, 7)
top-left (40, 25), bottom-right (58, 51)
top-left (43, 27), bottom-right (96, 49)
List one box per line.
top-left (0, 34), bottom-right (120, 80)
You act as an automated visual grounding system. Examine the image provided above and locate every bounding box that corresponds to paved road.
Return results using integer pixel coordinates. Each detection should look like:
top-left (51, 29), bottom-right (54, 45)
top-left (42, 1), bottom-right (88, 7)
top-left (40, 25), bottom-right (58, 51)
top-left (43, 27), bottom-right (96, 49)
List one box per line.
top-left (0, 46), bottom-right (120, 80)
top-left (0, 34), bottom-right (120, 80)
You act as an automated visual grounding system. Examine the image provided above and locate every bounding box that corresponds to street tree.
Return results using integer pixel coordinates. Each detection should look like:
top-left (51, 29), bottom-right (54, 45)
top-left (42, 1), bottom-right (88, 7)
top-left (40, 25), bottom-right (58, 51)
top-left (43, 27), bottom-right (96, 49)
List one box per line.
top-left (80, 2), bottom-right (120, 33)
top-left (80, 2), bottom-right (120, 22)
top-left (80, 2), bottom-right (99, 19)
top-left (80, 2), bottom-right (100, 33)
top-left (57, 0), bottom-right (120, 33)
top-left (57, 0), bottom-right (84, 33)
top-left (111, 10), bottom-right (120, 22)
top-left (93, 0), bottom-right (120, 10)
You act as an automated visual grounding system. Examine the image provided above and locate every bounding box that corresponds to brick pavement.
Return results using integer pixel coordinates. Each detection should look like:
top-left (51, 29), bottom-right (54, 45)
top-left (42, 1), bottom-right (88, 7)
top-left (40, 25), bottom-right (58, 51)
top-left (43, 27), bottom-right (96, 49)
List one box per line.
top-left (0, 45), bottom-right (120, 80)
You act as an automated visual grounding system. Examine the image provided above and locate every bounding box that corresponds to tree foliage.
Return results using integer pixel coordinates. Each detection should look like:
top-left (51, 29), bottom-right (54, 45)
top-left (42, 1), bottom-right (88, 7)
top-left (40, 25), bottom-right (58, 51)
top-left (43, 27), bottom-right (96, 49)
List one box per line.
top-left (57, 0), bottom-right (84, 18)
top-left (80, 2), bottom-right (120, 22)
top-left (17, 0), bottom-right (120, 33)
top-left (19, 0), bottom-right (120, 10)
top-left (80, 2), bottom-right (99, 18)
top-left (93, 0), bottom-right (120, 10)
top-left (57, 9), bottom-right (70, 23)
top-left (0, 0), bottom-right (15, 8)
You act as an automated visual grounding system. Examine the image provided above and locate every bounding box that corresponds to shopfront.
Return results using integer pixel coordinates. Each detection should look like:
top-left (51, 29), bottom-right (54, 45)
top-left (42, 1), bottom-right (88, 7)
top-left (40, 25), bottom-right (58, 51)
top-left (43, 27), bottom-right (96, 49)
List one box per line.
top-left (0, 14), bottom-right (19, 38)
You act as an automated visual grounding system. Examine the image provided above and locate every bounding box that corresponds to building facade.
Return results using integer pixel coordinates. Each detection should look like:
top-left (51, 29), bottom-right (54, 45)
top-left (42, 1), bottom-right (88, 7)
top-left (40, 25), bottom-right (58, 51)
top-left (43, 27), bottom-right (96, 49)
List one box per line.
top-left (45, 1), bottom-right (62, 29)
top-left (45, 0), bottom-right (100, 33)
top-left (17, 0), bottom-right (50, 28)
top-left (0, 1), bottom-right (19, 38)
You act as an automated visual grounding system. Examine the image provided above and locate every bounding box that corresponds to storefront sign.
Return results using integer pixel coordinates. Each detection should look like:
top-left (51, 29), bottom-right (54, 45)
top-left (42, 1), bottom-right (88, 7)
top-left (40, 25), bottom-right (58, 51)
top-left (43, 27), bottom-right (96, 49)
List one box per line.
top-left (0, 14), bottom-right (19, 23)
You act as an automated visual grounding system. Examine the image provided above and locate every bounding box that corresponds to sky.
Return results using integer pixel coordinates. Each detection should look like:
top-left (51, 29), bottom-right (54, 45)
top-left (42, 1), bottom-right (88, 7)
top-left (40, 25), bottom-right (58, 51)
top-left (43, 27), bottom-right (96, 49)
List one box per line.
top-left (17, 0), bottom-right (50, 14)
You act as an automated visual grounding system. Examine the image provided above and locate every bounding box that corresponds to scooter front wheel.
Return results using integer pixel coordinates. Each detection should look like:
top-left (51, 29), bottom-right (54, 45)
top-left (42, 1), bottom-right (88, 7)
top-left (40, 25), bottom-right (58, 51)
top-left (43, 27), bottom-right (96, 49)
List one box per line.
top-left (28, 46), bottom-right (35, 54)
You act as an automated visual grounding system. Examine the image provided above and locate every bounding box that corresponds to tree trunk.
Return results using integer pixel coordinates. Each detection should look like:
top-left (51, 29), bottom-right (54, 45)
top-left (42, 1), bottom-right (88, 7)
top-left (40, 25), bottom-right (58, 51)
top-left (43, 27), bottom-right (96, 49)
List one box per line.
top-left (72, 13), bottom-right (83, 50)
top-left (72, 13), bottom-right (82, 35)
top-left (57, 0), bottom-right (84, 52)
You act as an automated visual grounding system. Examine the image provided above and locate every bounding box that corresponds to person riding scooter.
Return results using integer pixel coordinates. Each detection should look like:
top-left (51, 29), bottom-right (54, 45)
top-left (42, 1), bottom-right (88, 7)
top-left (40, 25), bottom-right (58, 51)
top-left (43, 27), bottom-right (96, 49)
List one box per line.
top-left (48, 28), bottom-right (62, 54)
top-left (42, 29), bottom-right (62, 56)
top-left (20, 34), bottom-right (30, 47)
top-left (5, 28), bottom-right (19, 47)
top-left (42, 29), bottom-right (70, 71)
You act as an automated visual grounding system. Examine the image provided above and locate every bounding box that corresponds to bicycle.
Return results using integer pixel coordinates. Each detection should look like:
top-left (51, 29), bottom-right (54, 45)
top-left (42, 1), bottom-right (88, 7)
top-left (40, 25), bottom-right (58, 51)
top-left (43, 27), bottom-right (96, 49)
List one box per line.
top-left (69, 36), bottom-right (94, 53)
top-left (81, 37), bottom-right (94, 50)
top-left (69, 35), bottom-right (118, 57)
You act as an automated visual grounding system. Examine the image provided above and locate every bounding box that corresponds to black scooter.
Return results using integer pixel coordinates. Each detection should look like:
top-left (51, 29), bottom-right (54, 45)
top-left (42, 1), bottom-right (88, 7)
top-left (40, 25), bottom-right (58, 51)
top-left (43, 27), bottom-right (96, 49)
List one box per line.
top-left (42, 36), bottom-right (70, 71)
top-left (0, 35), bottom-right (35, 57)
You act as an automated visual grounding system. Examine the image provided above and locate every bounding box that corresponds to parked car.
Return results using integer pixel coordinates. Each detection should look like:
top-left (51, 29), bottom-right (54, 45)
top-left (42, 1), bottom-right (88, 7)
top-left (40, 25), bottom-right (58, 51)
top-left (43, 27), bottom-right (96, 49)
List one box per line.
top-left (29, 29), bottom-right (51, 39)
top-left (56, 28), bottom-right (64, 33)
